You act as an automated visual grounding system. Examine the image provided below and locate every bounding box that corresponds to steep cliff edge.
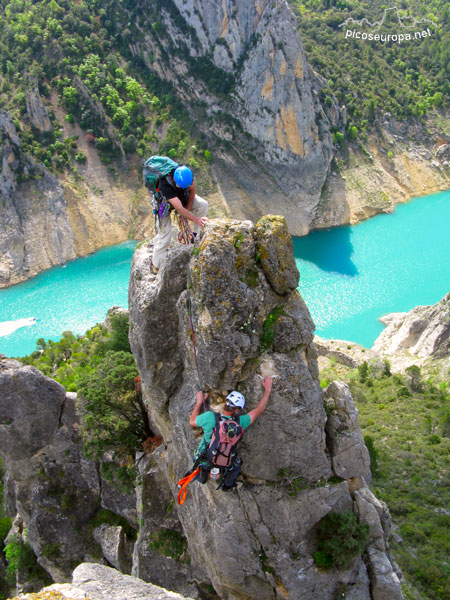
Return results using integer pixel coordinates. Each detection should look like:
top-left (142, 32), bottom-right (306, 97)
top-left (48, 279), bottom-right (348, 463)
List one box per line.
top-left (315, 292), bottom-right (450, 375)
top-left (129, 0), bottom-right (338, 235)
top-left (129, 216), bottom-right (403, 600)
top-left (373, 293), bottom-right (450, 360)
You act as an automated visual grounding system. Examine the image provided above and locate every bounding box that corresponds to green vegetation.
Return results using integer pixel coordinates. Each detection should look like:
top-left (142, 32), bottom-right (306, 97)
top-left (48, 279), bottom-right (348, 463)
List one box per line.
top-left (277, 468), bottom-right (344, 496)
top-left (148, 528), bottom-right (188, 562)
top-left (313, 511), bottom-right (370, 570)
top-left (0, 457), bottom-right (11, 599)
top-left (89, 508), bottom-right (137, 541)
top-left (4, 535), bottom-right (51, 588)
top-left (21, 313), bottom-right (150, 489)
top-left (259, 306), bottom-right (285, 354)
top-left (320, 358), bottom-right (450, 599)
top-left (0, 0), bottom-right (214, 184)
top-left (290, 0), bottom-right (450, 137)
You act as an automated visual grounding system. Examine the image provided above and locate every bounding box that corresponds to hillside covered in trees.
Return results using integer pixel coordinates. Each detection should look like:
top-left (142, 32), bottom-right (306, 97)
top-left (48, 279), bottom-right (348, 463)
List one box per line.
top-left (289, 0), bottom-right (450, 141)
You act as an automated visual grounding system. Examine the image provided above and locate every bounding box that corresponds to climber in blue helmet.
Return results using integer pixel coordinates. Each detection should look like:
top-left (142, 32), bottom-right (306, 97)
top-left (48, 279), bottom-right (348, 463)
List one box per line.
top-left (151, 162), bottom-right (209, 273)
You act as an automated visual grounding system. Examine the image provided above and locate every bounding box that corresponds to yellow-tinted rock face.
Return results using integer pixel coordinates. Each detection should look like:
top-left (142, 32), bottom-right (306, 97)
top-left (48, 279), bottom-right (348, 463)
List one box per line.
top-left (280, 103), bottom-right (304, 156)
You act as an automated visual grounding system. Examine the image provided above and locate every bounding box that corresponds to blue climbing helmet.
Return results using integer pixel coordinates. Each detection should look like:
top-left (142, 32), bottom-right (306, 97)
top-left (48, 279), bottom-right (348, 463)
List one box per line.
top-left (173, 165), bottom-right (193, 189)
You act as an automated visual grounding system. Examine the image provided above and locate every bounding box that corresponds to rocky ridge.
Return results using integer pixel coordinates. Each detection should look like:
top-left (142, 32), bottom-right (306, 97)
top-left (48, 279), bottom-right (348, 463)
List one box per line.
top-left (8, 563), bottom-right (195, 600)
top-left (0, 215), bottom-right (403, 600)
top-left (373, 293), bottom-right (450, 360)
top-left (128, 215), bottom-right (403, 600)
top-left (315, 292), bottom-right (450, 374)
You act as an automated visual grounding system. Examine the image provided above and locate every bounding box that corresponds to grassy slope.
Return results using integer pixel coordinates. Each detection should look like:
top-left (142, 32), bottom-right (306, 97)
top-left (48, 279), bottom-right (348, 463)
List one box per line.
top-left (320, 359), bottom-right (450, 600)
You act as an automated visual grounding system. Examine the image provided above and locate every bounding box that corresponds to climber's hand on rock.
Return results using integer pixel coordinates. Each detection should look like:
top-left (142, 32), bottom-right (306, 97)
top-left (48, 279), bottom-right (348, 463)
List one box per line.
top-left (262, 376), bottom-right (273, 393)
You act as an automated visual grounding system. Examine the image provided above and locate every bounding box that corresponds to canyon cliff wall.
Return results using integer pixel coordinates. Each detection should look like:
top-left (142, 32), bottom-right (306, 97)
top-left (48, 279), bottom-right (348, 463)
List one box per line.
top-left (129, 0), bottom-right (340, 235)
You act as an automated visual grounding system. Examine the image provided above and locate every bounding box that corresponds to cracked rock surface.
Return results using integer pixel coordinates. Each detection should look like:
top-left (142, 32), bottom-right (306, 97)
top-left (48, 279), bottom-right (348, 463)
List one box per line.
top-left (129, 216), bottom-right (404, 600)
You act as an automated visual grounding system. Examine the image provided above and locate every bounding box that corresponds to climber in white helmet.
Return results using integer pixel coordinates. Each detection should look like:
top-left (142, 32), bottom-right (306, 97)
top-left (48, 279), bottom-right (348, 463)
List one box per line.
top-left (189, 377), bottom-right (273, 491)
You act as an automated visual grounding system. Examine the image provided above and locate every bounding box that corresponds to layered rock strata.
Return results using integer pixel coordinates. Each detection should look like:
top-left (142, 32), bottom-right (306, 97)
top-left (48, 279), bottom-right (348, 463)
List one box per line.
top-left (373, 292), bottom-right (450, 359)
top-left (129, 216), bottom-right (403, 600)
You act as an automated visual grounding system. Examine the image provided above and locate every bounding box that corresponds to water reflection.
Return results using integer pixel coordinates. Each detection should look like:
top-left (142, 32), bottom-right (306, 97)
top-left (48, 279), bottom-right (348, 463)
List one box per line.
top-left (293, 226), bottom-right (358, 276)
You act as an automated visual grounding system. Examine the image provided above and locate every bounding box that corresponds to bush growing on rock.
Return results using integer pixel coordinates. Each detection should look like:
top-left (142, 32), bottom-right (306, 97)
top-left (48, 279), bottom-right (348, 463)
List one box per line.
top-left (313, 511), bottom-right (369, 570)
top-left (77, 350), bottom-right (150, 488)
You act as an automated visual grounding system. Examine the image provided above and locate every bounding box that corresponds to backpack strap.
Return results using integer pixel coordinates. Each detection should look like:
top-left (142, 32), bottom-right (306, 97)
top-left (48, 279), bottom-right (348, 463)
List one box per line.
top-left (207, 412), bottom-right (222, 457)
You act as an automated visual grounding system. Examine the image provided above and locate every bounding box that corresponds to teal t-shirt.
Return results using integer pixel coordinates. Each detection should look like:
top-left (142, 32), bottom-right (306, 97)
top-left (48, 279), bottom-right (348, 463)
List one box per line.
top-left (195, 411), bottom-right (251, 458)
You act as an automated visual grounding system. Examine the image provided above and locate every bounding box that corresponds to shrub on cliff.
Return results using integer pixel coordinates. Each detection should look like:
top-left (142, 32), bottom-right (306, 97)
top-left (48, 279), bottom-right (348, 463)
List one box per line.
top-left (313, 511), bottom-right (369, 570)
top-left (77, 350), bottom-right (150, 488)
top-left (319, 359), bottom-right (450, 599)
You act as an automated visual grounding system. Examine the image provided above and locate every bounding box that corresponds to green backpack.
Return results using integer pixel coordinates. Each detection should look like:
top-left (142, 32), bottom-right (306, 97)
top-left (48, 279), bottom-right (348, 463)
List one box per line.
top-left (143, 155), bottom-right (178, 190)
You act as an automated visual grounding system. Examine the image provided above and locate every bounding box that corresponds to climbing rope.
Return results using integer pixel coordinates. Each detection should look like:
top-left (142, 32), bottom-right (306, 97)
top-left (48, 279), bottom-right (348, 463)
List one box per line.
top-left (184, 234), bottom-right (208, 413)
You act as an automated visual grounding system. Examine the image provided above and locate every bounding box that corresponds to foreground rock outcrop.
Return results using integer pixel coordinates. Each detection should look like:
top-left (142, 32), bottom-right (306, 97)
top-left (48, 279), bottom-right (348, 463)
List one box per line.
top-left (0, 356), bottom-right (200, 598)
top-left (0, 356), bottom-right (139, 588)
top-left (9, 563), bottom-right (194, 600)
top-left (129, 216), bottom-right (403, 600)
top-left (0, 216), bottom-right (403, 599)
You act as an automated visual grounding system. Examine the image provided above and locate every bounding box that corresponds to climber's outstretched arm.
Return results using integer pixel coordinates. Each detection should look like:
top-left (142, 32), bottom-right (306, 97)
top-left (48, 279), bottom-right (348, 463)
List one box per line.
top-left (248, 376), bottom-right (273, 424)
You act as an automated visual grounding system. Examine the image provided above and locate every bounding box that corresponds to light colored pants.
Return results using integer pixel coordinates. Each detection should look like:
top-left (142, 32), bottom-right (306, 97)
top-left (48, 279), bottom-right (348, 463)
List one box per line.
top-left (152, 195), bottom-right (209, 268)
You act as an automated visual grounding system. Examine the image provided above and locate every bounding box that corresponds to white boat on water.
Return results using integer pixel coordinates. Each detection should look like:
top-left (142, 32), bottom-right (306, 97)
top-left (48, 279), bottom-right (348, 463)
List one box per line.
top-left (0, 317), bottom-right (37, 338)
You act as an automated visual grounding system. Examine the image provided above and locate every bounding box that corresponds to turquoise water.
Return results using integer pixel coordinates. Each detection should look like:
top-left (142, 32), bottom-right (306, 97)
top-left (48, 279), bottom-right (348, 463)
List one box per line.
top-left (294, 190), bottom-right (450, 347)
top-left (1, 190), bottom-right (449, 357)
top-left (0, 241), bottom-right (137, 357)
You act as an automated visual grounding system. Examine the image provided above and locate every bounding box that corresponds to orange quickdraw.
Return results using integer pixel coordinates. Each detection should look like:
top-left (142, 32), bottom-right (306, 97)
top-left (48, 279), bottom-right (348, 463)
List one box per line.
top-left (177, 467), bottom-right (200, 505)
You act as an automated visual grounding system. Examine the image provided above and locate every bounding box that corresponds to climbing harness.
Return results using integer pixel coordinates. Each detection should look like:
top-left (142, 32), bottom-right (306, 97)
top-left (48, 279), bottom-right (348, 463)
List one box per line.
top-left (177, 467), bottom-right (200, 505)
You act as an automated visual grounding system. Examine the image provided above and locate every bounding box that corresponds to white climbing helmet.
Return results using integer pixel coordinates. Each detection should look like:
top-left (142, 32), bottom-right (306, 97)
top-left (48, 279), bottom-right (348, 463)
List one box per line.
top-left (225, 391), bottom-right (246, 409)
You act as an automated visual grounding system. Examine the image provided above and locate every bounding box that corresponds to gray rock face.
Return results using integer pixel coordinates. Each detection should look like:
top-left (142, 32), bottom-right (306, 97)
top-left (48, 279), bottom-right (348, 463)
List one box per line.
top-left (132, 452), bottom-right (200, 599)
top-left (435, 144), bottom-right (449, 158)
top-left (0, 359), bottom-right (102, 580)
top-left (25, 564), bottom-right (194, 600)
top-left (133, 0), bottom-right (340, 234)
top-left (0, 339), bottom-right (195, 596)
top-left (93, 525), bottom-right (132, 574)
top-left (324, 381), bottom-right (371, 481)
top-left (129, 216), bottom-right (403, 599)
top-left (25, 84), bottom-right (52, 133)
top-left (373, 293), bottom-right (450, 358)
top-left (71, 563), bottom-right (195, 600)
